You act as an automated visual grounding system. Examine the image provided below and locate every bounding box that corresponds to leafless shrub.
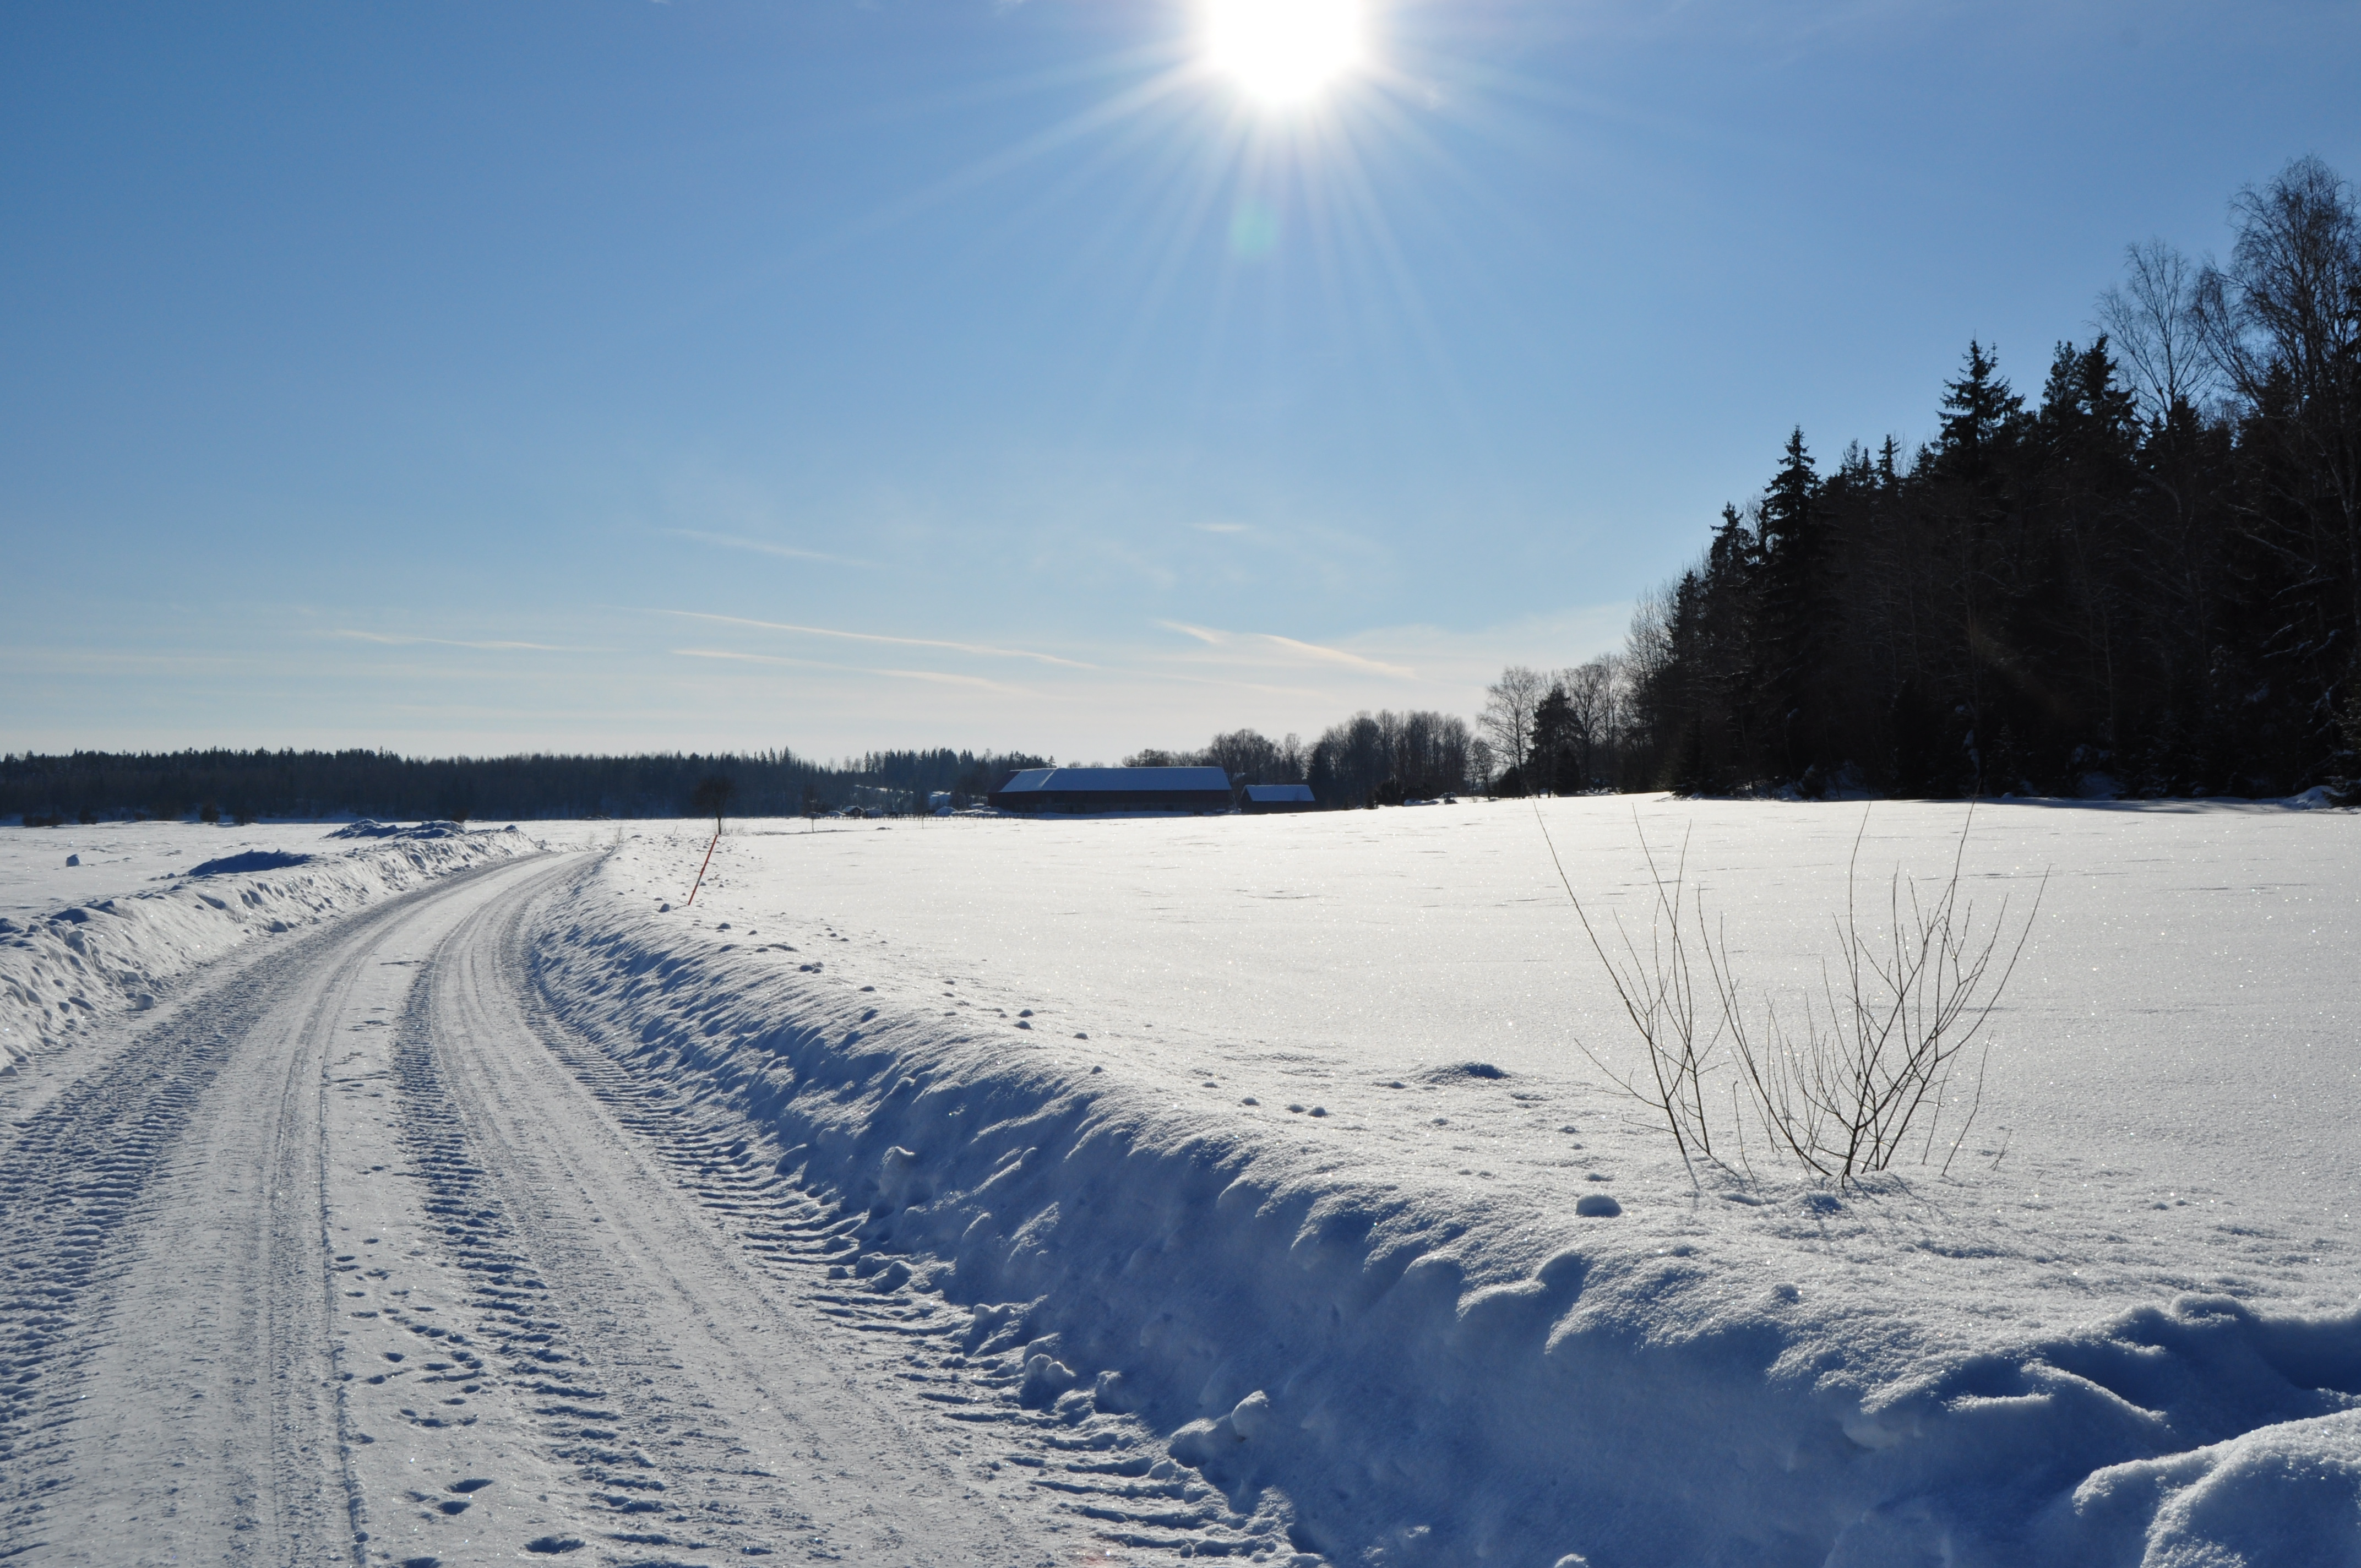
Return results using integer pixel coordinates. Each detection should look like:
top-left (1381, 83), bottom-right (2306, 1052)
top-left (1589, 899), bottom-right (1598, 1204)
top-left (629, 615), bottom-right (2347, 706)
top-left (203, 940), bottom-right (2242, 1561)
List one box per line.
top-left (1549, 825), bottom-right (1725, 1185)
top-left (1542, 806), bottom-right (2045, 1190)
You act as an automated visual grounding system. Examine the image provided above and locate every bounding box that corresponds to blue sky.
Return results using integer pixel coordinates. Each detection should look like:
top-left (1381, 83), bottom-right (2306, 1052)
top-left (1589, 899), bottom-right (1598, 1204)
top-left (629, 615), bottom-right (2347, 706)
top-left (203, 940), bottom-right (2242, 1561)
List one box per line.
top-left (4, 1), bottom-right (2356, 761)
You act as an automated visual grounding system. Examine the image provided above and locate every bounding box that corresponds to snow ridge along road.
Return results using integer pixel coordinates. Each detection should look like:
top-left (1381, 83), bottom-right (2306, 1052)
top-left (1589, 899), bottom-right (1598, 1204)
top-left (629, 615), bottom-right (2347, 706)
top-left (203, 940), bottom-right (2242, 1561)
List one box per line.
top-left (3, 851), bottom-right (1178, 1567)
top-left (0, 821), bottom-right (536, 1075)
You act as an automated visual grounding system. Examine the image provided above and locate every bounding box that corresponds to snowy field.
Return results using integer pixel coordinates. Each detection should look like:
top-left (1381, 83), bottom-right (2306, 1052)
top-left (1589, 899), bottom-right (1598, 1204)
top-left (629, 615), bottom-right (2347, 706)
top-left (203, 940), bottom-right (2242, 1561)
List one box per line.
top-left (3, 799), bottom-right (2354, 1566)
top-left (2, 819), bottom-right (365, 919)
top-left (553, 796), bottom-right (2359, 1566)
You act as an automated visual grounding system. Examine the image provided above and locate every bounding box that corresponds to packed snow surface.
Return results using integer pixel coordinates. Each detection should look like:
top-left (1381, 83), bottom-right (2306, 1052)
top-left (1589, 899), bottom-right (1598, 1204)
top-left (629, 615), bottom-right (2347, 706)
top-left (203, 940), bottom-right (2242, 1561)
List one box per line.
top-left (536, 797), bottom-right (2358, 1566)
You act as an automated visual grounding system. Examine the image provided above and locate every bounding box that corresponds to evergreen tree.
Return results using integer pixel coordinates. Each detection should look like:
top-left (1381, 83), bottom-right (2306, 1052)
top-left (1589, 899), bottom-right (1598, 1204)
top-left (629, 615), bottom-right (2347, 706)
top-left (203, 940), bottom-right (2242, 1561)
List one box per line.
top-left (1755, 428), bottom-right (1830, 777)
top-left (1935, 340), bottom-right (2027, 480)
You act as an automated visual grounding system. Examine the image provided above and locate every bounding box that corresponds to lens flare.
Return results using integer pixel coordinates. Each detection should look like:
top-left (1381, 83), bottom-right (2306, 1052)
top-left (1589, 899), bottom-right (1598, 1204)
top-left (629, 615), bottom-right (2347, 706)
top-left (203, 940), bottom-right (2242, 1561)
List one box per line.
top-left (1204, 0), bottom-right (1367, 106)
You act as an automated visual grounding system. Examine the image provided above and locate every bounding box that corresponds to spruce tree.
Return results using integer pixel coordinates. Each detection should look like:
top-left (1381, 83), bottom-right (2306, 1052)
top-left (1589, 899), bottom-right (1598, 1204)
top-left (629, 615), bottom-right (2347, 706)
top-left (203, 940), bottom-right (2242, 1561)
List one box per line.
top-left (1755, 428), bottom-right (1827, 778)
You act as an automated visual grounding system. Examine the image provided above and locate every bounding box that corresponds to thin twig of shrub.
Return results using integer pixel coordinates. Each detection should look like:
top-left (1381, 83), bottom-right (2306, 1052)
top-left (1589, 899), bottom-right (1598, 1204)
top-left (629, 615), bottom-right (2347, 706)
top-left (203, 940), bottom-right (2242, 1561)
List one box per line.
top-left (1538, 813), bottom-right (1724, 1185)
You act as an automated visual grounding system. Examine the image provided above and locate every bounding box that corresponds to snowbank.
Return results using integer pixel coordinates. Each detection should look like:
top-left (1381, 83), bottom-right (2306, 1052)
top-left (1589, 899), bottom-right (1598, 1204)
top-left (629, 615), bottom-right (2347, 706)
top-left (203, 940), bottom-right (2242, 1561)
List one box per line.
top-left (0, 823), bottom-right (538, 1073)
top-left (531, 808), bottom-right (2361, 1567)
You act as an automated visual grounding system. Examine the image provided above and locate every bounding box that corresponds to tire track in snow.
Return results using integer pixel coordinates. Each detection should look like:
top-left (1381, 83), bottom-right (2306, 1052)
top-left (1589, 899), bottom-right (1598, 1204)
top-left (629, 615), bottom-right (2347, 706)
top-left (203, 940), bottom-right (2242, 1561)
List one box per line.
top-left (383, 978), bottom-right (670, 1555)
top-left (0, 1011), bottom-right (235, 1552)
top-left (366, 856), bottom-right (1077, 1566)
top-left (0, 875), bottom-right (504, 1565)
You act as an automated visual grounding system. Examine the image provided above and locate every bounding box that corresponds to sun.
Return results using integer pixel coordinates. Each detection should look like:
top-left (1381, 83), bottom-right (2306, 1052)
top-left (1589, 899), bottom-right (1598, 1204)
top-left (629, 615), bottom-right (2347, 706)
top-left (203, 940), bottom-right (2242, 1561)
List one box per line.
top-left (1203, 0), bottom-right (1368, 107)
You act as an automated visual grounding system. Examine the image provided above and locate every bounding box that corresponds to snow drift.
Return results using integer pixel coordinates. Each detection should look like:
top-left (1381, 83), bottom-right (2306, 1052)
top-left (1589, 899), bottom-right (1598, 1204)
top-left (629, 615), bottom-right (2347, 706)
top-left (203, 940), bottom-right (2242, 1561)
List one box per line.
top-left (531, 845), bottom-right (2361, 1568)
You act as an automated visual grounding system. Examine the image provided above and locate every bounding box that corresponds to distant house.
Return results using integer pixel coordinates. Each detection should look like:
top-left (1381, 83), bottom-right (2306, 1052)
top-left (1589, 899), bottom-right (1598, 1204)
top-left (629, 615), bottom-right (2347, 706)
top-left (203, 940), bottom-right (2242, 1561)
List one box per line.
top-left (987, 766), bottom-right (1234, 815)
top-left (1241, 783), bottom-right (1318, 814)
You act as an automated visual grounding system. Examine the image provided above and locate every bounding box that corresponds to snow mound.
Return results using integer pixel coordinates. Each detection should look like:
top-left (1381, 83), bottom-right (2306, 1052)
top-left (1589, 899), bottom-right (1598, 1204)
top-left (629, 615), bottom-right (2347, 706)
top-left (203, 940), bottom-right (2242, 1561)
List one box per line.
top-left (327, 818), bottom-right (474, 840)
top-left (2058, 1407), bottom-right (2361, 1567)
top-left (1417, 1059), bottom-right (1510, 1082)
top-left (0, 829), bottom-right (534, 1074)
top-left (531, 872), bottom-right (2361, 1568)
top-left (186, 849), bottom-right (313, 877)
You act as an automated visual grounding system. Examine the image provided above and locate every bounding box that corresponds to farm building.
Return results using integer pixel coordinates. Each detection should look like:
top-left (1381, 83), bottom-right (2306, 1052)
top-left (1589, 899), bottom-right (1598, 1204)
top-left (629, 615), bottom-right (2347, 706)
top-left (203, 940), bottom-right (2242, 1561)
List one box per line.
top-left (1241, 783), bottom-right (1318, 813)
top-left (987, 766), bottom-right (1234, 815)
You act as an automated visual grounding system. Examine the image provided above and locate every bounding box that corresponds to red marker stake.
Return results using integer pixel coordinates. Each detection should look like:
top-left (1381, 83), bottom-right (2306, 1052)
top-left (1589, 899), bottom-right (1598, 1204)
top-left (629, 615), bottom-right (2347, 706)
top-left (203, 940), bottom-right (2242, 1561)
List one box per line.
top-left (685, 825), bottom-right (720, 907)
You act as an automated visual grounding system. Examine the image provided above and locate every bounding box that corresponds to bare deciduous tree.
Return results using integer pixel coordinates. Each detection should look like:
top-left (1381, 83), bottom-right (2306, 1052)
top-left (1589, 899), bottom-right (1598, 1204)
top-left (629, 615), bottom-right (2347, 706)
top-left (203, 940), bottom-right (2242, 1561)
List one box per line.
top-left (1467, 737), bottom-right (1498, 793)
top-left (1481, 666), bottom-right (1547, 781)
top-left (1561, 656), bottom-right (1622, 787)
top-left (1203, 729), bottom-right (1281, 785)
top-left (2193, 156), bottom-right (2361, 628)
top-left (2096, 238), bottom-right (2212, 421)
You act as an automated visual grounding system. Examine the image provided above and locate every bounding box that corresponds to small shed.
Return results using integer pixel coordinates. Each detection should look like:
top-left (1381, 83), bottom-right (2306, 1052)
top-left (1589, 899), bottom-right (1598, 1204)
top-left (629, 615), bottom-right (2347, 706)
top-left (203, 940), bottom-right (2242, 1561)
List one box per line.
top-left (1241, 783), bottom-right (1318, 814)
top-left (988, 766), bottom-right (1234, 815)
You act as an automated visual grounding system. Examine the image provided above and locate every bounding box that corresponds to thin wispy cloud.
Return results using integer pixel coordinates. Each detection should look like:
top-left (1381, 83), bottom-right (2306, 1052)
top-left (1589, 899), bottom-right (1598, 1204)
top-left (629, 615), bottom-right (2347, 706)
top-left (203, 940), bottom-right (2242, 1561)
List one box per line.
top-left (0, 647), bottom-right (255, 674)
top-left (671, 647), bottom-right (1029, 696)
top-left (1258, 632), bottom-right (1416, 679)
top-left (664, 529), bottom-right (876, 568)
top-left (1131, 667), bottom-right (1329, 700)
top-left (1156, 622), bottom-right (1416, 679)
top-left (657, 610), bottom-right (1094, 669)
top-left (329, 630), bottom-right (594, 653)
top-left (1193, 521), bottom-right (1250, 534)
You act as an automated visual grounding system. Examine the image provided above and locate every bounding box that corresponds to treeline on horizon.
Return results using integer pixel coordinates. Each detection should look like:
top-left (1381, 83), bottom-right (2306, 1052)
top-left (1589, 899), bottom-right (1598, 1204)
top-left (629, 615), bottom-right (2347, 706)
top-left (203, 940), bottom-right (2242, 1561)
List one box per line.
top-left (0, 747), bottom-right (1051, 825)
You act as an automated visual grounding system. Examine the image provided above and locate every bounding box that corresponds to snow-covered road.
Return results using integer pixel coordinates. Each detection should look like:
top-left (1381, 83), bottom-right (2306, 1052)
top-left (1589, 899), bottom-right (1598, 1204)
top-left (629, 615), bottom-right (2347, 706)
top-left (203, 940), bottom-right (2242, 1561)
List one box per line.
top-left (2, 853), bottom-right (1168, 1567)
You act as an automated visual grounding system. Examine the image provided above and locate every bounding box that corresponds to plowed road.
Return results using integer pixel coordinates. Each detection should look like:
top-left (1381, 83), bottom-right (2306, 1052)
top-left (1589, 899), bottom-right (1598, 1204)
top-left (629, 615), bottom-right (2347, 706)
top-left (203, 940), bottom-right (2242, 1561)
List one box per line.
top-left (0, 854), bottom-right (1068, 1567)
